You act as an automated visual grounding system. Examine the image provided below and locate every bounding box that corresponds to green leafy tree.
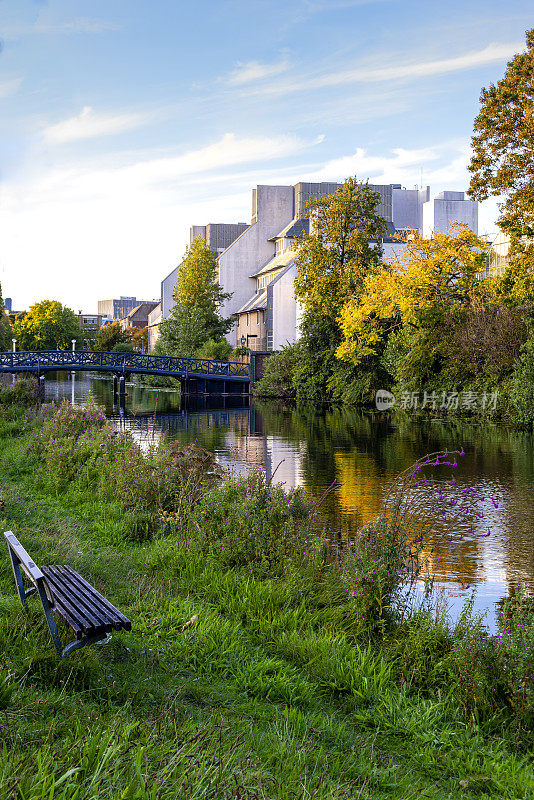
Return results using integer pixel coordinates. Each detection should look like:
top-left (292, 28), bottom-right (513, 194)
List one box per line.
top-left (94, 321), bottom-right (132, 351)
top-left (289, 177), bottom-right (388, 404)
top-left (158, 237), bottom-right (232, 357)
top-left (294, 176), bottom-right (387, 319)
top-left (12, 300), bottom-right (81, 351)
top-left (468, 29), bottom-right (534, 300)
top-left (0, 283), bottom-right (12, 351)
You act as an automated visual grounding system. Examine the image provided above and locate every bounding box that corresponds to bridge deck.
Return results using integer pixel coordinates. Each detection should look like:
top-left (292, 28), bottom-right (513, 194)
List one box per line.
top-left (0, 350), bottom-right (250, 383)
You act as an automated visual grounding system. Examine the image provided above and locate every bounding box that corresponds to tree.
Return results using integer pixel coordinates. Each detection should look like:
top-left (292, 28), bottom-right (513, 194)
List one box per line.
top-left (337, 223), bottom-right (490, 370)
top-left (94, 321), bottom-right (132, 351)
top-left (468, 29), bottom-right (534, 298)
top-left (12, 300), bottom-right (81, 351)
top-left (0, 283), bottom-right (12, 351)
top-left (158, 237), bottom-right (231, 357)
top-left (294, 177), bottom-right (387, 318)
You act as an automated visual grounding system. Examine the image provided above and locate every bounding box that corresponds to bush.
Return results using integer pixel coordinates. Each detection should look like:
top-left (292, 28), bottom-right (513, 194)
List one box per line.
top-left (0, 376), bottom-right (39, 406)
top-left (510, 335), bottom-right (534, 427)
top-left (253, 345), bottom-right (299, 399)
top-left (175, 469), bottom-right (314, 578)
top-left (112, 342), bottom-right (135, 353)
top-left (196, 337), bottom-right (233, 361)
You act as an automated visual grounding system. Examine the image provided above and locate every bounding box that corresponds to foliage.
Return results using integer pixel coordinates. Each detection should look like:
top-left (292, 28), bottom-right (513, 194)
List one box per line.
top-left (196, 337), bottom-right (233, 361)
top-left (337, 223), bottom-right (489, 367)
top-left (12, 300), bottom-right (81, 351)
top-left (294, 176), bottom-right (387, 319)
top-left (0, 376), bottom-right (40, 406)
top-left (94, 322), bottom-right (132, 351)
top-left (0, 282), bottom-right (12, 351)
top-left (468, 29), bottom-right (534, 300)
top-left (158, 238), bottom-right (231, 357)
top-left (130, 325), bottom-right (149, 352)
top-left (253, 343), bottom-right (300, 399)
top-left (510, 335), bottom-right (534, 427)
top-left (179, 469), bottom-right (313, 578)
top-left (112, 341), bottom-right (135, 353)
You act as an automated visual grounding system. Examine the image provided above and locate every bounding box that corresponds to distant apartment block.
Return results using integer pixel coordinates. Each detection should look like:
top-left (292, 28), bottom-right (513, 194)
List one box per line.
top-left (119, 302), bottom-right (159, 331)
top-left (98, 297), bottom-right (154, 322)
top-left (148, 303), bottom-right (162, 351)
top-left (3, 298), bottom-right (12, 313)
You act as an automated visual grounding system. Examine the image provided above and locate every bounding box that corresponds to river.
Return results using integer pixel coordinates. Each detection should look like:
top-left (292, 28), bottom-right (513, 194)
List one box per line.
top-left (44, 371), bottom-right (534, 631)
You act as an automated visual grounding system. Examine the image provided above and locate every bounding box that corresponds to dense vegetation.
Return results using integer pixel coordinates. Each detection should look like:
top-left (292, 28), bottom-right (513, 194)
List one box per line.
top-left (255, 31), bottom-right (534, 425)
top-left (1, 381), bottom-right (534, 797)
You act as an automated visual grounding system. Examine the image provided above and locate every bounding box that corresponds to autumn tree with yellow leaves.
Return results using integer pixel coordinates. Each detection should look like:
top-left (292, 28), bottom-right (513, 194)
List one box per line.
top-left (337, 223), bottom-right (489, 365)
top-left (468, 28), bottom-right (534, 302)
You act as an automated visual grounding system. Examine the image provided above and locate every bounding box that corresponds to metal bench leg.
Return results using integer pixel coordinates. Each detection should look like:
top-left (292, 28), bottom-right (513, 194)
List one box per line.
top-left (35, 582), bottom-right (63, 656)
top-left (8, 550), bottom-right (36, 606)
top-left (62, 632), bottom-right (111, 658)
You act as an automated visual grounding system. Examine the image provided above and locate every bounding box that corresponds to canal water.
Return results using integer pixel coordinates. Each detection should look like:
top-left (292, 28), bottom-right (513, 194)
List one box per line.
top-left (45, 371), bottom-right (534, 631)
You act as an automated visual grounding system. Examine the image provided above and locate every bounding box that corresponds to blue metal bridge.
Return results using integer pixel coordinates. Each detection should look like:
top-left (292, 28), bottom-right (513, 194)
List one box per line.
top-left (0, 350), bottom-right (250, 395)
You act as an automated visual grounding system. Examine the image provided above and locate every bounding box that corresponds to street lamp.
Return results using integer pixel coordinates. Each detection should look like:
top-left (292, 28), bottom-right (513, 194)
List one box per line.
top-left (12, 339), bottom-right (16, 353)
top-left (71, 339), bottom-right (76, 352)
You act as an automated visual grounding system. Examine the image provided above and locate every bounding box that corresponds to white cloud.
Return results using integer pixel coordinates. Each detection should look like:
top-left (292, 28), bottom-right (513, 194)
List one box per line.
top-left (0, 132), bottom-right (319, 309)
top-left (2, 17), bottom-right (118, 39)
top-left (42, 106), bottom-right (154, 144)
top-left (34, 17), bottom-right (118, 34)
top-left (240, 40), bottom-right (523, 97)
top-left (227, 59), bottom-right (290, 86)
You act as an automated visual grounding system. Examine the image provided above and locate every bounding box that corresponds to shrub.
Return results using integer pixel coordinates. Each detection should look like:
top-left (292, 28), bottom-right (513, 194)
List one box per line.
top-left (0, 376), bottom-right (39, 406)
top-left (253, 345), bottom-right (299, 399)
top-left (178, 469), bottom-right (313, 577)
top-left (510, 335), bottom-right (534, 427)
top-left (112, 342), bottom-right (135, 353)
top-left (196, 337), bottom-right (233, 361)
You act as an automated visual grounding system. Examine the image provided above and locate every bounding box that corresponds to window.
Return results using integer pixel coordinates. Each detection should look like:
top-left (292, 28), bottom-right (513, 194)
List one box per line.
top-left (267, 330), bottom-right (273, 351)
top-left (256, 311), bottom-right (259, 325)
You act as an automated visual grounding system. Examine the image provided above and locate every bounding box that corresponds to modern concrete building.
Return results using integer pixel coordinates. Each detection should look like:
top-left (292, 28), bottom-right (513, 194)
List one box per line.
top-left (119, 302), bottom-right (159, 331)
top-left (422, 191), bottom-right (478, 238)
top-left (190, 222), bottom-right (248, 255)
top-left (148, 303), bottom-right (162, 351)
top-left (227, 182), bottom-right (479, 351)
top-left (98, 297), bottom-right (153, 322)
top-left (159, 222), bottom-right (248, 326)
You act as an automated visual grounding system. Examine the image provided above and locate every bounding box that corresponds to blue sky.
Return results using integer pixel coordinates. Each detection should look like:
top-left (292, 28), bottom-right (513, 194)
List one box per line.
top-left (0, 0), bottom-right (531, 311)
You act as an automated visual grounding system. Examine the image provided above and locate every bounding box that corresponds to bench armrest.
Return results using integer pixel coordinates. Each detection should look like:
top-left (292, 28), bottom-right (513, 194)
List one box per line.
top-left (4, 531), bottom-right (45, 585)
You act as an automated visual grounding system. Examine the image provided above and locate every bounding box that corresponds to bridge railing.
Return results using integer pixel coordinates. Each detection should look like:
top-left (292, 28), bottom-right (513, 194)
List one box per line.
top-left (0, 350), bottom-right (249, 379)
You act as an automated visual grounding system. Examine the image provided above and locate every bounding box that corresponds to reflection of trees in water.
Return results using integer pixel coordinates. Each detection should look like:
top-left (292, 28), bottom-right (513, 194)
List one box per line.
top-left (252, 403), bottom-right (534, 591)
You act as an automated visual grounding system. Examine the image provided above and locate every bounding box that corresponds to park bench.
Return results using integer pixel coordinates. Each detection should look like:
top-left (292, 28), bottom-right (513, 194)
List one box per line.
top-left (4, 531), bottom-right (132, 657)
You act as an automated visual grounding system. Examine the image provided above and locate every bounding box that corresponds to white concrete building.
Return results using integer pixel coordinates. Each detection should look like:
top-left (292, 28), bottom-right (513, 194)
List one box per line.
top-left (227, 181), bottom-right (478, 351)
top-left (422, 191), bottom-right (478, 238)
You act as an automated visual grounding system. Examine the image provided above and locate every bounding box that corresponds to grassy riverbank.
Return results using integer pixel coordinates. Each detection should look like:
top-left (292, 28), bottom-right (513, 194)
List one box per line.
top-left (1, 385), bottom-right (534, 798)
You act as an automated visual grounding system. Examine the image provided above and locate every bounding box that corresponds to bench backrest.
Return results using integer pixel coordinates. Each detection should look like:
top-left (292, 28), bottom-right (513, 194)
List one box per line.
top-left (4, 531), bottom-right (45, 585)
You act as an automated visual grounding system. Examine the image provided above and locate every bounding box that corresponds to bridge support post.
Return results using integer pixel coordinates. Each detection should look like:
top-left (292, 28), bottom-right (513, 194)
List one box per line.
top-left (38, 375), bottom-right (45, 402)
top-left (112, 375), bottom-right (119, 408)
top-left (118, 376), bottom-right (126, 410)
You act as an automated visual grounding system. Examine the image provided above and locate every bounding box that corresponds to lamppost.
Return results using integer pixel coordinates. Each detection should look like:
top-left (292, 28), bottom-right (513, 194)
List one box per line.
top-left (12, 339), bottom-right (16, 353)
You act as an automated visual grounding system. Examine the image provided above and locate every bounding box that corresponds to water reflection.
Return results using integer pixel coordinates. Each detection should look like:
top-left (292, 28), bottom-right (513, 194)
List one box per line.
top-left (44, 372), bottom-right (534, 628)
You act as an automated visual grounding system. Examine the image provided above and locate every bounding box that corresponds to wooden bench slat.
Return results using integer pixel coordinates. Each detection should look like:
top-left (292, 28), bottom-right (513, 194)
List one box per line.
top-left (41, 568), bottom-right (108, 636)
top-left (44, 566), bottom-right (117, 630)
top-left (61, 565), bottom-right (132, 630)
top-left (55, 566), bottom-right (128, 629)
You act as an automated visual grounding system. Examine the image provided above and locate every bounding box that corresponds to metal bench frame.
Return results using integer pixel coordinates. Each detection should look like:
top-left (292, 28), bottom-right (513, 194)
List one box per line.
top-left (5, 531), bottom-right (116, 657)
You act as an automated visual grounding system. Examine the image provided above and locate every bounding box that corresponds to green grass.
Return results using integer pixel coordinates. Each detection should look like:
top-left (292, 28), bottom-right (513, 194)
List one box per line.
top-left (0, 408), bottom-right (533, 798)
